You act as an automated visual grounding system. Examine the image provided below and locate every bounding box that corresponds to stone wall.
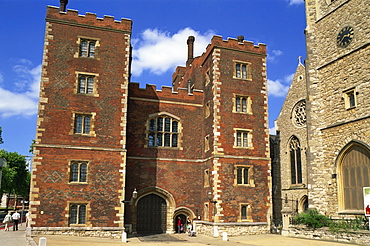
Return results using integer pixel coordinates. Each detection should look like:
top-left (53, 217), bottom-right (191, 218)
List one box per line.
top-left (32, 227), bottom-right (123, 239)
top-left (283, 225), bottom-right (370, 245)
top-left (194, 221), bottom-right (269, 237)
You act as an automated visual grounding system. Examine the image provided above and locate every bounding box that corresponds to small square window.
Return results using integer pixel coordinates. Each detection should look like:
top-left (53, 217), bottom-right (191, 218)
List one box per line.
top-left (234, 95), bottom-right (252, 114)
top-left (80, 39), bottom-right (96, 58)
top-left (70, 203), bottom-right (87, 225)
top-left (70, 161), bottom-right (88, 183)
top-left (237, 167), bottom-right (249, 185)
top-left (74, 114), bottom-right (92, 134)
top-left (78, 75), bottom-right (95, 94)
top-left (234, 61), bottom-right (251, 80)
top-left (235, 165), bottom-right (254, 187)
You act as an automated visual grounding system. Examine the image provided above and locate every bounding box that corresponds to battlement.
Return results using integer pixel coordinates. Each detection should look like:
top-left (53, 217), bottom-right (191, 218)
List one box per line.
top-left (203, 35), bottom-right (266, 57)
top-left (46, 6), bottom-right (132, 32)
top-left (128, 83), bottom-right (203, 103)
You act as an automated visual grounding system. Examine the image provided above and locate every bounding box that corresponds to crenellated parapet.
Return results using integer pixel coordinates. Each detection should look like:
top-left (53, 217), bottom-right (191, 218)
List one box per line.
top-left (128, 82), bottom-right (204, 103)
top-left (46, 6), bottom-right (132, 33)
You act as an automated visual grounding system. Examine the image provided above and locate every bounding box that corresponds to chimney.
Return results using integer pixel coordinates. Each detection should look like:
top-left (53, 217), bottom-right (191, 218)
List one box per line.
top-left (237, 35), bottom-right (244, 43)
top-left (60, 0), bottom-right (68, 12)
top-left (186, 36), bottom-right (195, 66)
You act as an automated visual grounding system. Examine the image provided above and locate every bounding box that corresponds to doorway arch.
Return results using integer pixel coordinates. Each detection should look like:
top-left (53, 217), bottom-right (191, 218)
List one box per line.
top-left (133, 186), bottom-right (176, 234)
top-left (137, 194), bottom-right (167, 233)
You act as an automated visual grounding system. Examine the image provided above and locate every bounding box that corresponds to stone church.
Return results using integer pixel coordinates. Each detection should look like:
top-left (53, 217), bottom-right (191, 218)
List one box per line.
top-left (29, 1), bottom-right (271, 237)
top-left (276, 0), bottom-right (369, 226)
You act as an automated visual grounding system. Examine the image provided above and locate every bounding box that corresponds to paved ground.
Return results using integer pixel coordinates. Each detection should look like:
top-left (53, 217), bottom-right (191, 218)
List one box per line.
top-left (31, 232), bottom-right (362, 246)
top-left (0, 222), bottom-right (28, 246)
top-left (0, 224), bottom-right (362, 246)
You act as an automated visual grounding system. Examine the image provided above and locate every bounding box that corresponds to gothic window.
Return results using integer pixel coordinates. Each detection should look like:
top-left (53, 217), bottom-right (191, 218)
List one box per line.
top-left (343, 88), bottom-right (357, 109)
top-left (78, 75), bottom-right (95, 94)
top-left (339, 143), bottom-right (370, 212)
top-left (292, 100), bottom-right (306, 127)
top-left (234, 61), bottom-right (252, 80)
top-left (234, 95), bottom-right (252, 114)
top-left (70, 204), bottom-right (87, 225)
top-left (74, 114), bottom-right (92, 134)
top-left (79, 39), bottom-right (96, 58)
top-left (147, 114), bottom-right (180, 148)
top-left (289, 136), bottom-right (302, 185)
top-left (70, 161), bottom-right (88, 183)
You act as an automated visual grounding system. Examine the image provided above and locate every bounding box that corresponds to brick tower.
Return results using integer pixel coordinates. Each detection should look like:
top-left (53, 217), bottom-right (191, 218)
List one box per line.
top-left (30, 5), bottom-right (132, 233)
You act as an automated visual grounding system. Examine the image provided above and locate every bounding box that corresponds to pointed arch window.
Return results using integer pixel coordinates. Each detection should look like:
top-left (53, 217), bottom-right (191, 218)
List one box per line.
top-left (289, 136), bottom-right (302, 184)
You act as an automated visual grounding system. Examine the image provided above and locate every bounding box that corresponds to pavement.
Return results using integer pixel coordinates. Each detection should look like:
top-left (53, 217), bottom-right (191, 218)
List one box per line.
top-left (0, 225), bottom-right (363, 246)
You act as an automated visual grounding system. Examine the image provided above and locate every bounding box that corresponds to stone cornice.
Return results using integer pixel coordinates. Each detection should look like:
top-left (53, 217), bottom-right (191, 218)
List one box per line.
top-left (34, 144), bottom-right (126, 152)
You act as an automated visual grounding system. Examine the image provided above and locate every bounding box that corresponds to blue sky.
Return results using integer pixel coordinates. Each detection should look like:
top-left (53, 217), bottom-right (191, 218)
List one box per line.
top-left (0, 0), bottom-right (306, 156)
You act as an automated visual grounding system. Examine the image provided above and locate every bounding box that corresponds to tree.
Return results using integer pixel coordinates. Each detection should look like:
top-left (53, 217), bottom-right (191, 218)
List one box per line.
top-left (0, 149), bottom-right (30, 211)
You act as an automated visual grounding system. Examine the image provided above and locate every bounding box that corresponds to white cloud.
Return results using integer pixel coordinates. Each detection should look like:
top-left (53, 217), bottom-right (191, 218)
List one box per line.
top-left (0, 61), bottom-right (41, 118)
top-left (267, 49), bottom-right (283, 62)
top-left (268, 73), bottom-right (294, 97)
top-left (287, 0), bottom-right (304, 5)
top-left (131, 28), bottom-right (215, 76)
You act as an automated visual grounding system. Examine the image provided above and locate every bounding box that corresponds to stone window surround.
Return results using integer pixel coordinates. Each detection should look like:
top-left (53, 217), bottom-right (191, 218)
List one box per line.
top-left (145, 112), bottom-right (182, 149)
top-left (205, 69), bottom-right (211, 86)
top-left (204, 135), bottom-right (210, 152)
top-left (291, 100), bottom-right (306, 128)
top-left (74, 36), bottom-right (100, 59)
top-left (204, 202), bottom-right (210, 221)
top-left (233, 128), bottom-right (253, 149)
top-left (66, 201), bottom-right (91, 227)
top-left (203, 169), bottom-right (210, 187)
top-left (343, 87), bottom-right (357, 110)
top-left (239, 203), bottom-right (253, 222)
top-left (233, 60), bottom-right (252, 81)
top-left (70, 111), bottom-right (97, 137)
top-left (205, 101), bottom-right (211, 118)
top-left (68, 160), bottom-right (89, 184)
top-left (74, 71), bottom-right (99, 97)
top-left (232, 94), bottom-right (252, 114)
top-left (234, 164), bottom-right (255, 187)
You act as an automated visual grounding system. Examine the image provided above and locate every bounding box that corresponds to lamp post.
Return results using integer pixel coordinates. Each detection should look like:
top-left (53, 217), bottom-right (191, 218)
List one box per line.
top-left (121, 189), bottom-right (137, 243)
top-left (207, 191), bottom-right (217, 217)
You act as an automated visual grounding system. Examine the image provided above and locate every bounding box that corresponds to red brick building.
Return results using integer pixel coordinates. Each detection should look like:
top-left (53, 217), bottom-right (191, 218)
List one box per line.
top-left (30, 4), bottom-right (271, 237)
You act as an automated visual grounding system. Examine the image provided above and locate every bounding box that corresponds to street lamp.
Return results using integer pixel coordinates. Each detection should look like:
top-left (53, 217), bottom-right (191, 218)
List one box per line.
top-left (121, 189), bottom-right (138, 243)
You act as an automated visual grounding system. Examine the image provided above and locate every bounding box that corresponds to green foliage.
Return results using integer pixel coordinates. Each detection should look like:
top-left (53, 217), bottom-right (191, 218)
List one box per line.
top-left (0, 149), bottom-right (30, 199)
top-left (29, 140), bottom-right (36, 154)
top-left (295, 209), bottom-right (330, 229)
top-left (329, 216), bottom-right (368, 233)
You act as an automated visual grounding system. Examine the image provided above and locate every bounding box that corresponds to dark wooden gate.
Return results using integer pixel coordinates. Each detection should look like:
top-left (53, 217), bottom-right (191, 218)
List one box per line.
top-left (137, 194), bottom-right (167, 233)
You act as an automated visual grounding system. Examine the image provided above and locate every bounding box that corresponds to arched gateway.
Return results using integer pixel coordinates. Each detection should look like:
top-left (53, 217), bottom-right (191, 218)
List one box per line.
top-left (137, 194), bottom-right (167, 233)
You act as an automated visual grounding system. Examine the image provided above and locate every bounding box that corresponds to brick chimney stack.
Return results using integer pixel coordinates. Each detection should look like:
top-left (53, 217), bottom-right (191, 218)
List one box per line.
top-left (237, 35), bottom-right (244, 43)
top-left (186, 36), bottom-right (195, 66)
top-left (59, 0), bottom-right (68, 12)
